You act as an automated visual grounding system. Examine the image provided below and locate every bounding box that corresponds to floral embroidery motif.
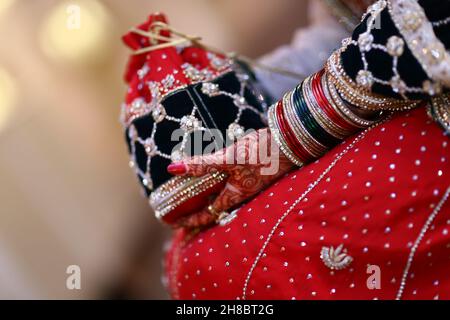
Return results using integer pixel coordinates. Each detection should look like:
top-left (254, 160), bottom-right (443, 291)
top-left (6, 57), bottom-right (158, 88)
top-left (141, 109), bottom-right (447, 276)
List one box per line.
top-left (320, 244), bottom-right (353, 270)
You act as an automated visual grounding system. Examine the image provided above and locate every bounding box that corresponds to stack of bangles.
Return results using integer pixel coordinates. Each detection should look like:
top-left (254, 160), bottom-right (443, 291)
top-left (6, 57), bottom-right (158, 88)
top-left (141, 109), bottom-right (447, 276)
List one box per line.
top-left (268, 68), bottom-right (384, 166)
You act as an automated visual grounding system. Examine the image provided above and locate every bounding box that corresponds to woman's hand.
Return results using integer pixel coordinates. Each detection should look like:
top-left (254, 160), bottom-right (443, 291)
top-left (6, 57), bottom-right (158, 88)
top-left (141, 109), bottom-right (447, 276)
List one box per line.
top-left (167, 128), bottom-right (295, 229)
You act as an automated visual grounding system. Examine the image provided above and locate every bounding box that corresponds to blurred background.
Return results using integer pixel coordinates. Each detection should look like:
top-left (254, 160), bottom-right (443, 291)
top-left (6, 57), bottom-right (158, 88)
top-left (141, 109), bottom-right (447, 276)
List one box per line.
top-left (0, 0), bottom-right (307, 299)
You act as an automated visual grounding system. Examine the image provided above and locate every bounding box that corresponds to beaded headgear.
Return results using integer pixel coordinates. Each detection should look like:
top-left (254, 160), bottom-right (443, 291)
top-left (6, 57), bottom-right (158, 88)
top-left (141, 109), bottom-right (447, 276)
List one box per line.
top-left (337, 0), bottom-right (450, 102)
top-left (121, 13), bottom-right (269, 223)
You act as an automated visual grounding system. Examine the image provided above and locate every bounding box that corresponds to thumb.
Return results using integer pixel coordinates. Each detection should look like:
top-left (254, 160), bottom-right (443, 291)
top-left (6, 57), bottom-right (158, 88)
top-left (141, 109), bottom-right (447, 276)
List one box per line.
top-left (175, 208), bottom-right (216, 229)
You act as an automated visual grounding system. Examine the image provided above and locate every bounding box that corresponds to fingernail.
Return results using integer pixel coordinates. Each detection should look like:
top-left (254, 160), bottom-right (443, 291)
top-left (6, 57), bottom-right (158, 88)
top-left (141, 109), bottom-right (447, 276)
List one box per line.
top-left (167, 163), bottom-right (187, 175)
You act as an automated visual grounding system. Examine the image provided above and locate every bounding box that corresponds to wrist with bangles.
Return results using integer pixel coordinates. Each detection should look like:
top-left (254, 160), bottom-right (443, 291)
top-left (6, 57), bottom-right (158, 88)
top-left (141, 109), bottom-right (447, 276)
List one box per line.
top-left (268, 67), bottom-right (386, 167)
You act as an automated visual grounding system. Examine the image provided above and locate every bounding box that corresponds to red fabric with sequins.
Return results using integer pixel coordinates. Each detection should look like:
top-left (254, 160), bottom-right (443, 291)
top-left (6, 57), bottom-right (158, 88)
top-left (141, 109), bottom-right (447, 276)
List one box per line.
top-left (165, 108), bottom-right (450, 300)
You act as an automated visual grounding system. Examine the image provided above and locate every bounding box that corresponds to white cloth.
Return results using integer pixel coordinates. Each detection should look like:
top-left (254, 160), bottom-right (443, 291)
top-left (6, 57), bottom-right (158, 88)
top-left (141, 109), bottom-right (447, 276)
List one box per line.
top-left (255, 1), bottom-right (349, 100)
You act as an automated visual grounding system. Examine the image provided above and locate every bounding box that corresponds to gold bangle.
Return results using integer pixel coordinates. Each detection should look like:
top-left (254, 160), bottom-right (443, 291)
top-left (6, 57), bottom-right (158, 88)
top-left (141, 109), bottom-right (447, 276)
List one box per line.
top-left (150, 172), bottom-right (228, 220)
top-left (429, 94), bottom-right (450, 134)
top-left (326, 50), bottom-right (421, 111)
top-left (268, 104), bottom-right (304, 167)
top-left (324, 71), bottom-right (381, 128)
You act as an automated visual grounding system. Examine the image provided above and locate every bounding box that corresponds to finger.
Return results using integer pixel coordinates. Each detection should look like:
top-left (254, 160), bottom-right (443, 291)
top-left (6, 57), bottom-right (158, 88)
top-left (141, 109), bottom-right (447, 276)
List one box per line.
top-left (176, 177), bottom-right (255, 229)
top-left (167, 147), bottom-right (230, 177)
top-left (167, 130), bottom-right (263, 177)
top-left (175, 208), bottom-right (216, 229)
top-left (227, 130), bottom-right (265, 166)
top-left (176, 183), bottom-right (246, 229)
top-left (210, 180), bottom-right (249, 214)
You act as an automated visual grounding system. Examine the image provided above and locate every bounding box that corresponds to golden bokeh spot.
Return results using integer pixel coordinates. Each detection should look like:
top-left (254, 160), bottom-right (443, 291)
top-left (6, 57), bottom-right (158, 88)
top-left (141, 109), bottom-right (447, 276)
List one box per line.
top-left (0, 67), bottom-right (17, 132)
top-left (39, 0), bottom-right (112, 64)
top-left (0, 0), bottom-right (15, 17)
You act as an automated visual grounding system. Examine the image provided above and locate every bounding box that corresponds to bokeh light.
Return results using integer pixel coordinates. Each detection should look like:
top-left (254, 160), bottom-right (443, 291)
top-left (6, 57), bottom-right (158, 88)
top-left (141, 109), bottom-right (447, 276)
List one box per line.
top-left (0, 0), bottom-right (15, 17)
top-left (39, 0), bottom-right (112, 64)
top-left (0, 67), bottom-right (17, 132)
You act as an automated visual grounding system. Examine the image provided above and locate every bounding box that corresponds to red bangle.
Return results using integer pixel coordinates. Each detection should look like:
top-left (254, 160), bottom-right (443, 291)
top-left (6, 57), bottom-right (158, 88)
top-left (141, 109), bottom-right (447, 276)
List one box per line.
top-left (311, 70), bottom-right (358, 132)
top-left (311, 71), bottom-right (355, 132)
top-left (276, 102), bottom-right (311, 162)
top-left (275, 101), bottom-right (313, 163)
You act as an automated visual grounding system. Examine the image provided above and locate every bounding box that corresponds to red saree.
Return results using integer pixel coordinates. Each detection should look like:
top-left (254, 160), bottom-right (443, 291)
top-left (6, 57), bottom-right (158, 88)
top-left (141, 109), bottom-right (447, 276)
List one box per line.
top-left (165, 107), bottom-right (450, 300)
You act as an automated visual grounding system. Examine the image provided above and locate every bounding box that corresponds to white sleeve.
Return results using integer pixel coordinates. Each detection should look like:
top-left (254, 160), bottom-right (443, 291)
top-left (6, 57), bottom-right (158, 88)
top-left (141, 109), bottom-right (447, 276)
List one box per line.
top-left (255, 1), bottom-right (349, 100)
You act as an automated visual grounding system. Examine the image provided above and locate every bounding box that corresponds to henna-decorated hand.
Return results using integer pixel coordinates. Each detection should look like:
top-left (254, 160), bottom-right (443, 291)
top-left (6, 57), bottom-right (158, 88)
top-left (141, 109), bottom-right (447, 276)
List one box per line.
top-left (167, 128), bottom-right (295, 229)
